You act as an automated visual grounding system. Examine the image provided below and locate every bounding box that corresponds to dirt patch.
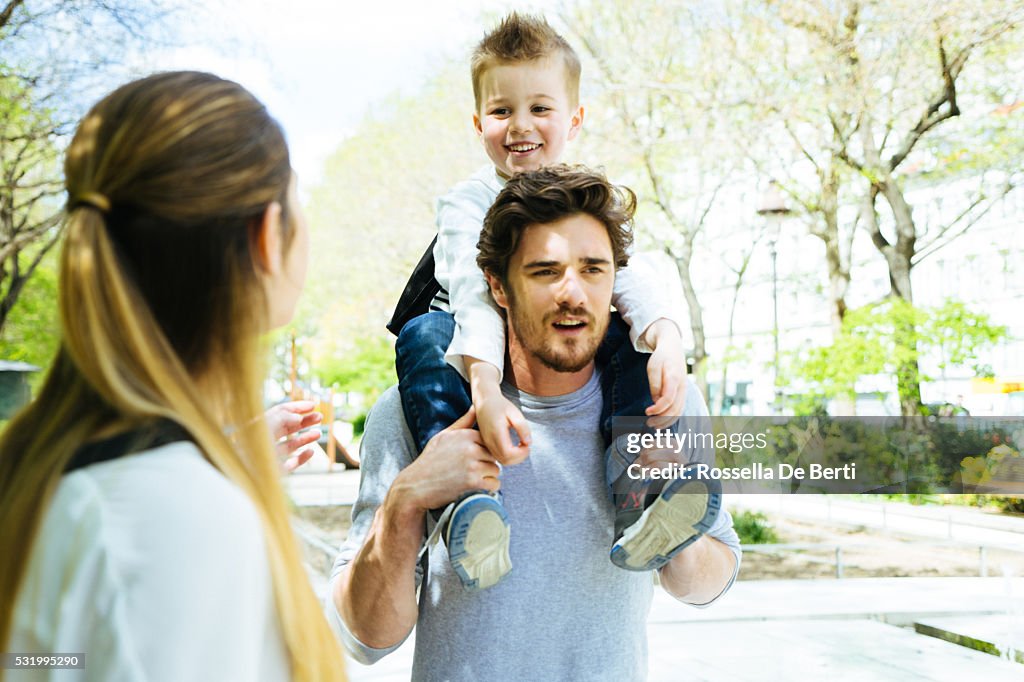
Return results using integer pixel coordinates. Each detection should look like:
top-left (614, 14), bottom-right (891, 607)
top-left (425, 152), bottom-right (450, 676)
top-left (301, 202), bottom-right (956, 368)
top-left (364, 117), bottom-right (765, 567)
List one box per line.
top-left (293, 505), bottom-right (1024, 581)
top-left (294, 505), bottom-right (352, 547)
top-left (739, 516), bottom-right (1024, 580)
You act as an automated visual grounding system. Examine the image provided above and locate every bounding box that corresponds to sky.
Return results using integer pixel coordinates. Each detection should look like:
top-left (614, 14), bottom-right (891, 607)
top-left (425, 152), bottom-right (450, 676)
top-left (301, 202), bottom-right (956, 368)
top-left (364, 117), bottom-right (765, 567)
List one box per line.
top-left (149, 0), bottom-right (565, 187)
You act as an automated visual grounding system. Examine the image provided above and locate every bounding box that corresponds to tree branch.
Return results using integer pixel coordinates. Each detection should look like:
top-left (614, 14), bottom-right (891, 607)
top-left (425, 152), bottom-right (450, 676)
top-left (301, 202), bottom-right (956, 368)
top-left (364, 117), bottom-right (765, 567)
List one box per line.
top-left (912, 182), bottom-right (1016, 265)
top-left (862, 185), bottom-right (890, 251)
top-left (887, 34), bottom-right (963, 172)
top-left (0, 0), bottom-right (25, 31)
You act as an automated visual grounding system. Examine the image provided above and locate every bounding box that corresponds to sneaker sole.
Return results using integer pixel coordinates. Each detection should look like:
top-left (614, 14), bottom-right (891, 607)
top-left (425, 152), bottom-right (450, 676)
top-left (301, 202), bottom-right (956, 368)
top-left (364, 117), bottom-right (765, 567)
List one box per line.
top-left (610, 478), bottom-right (721, 571)
top-left (445, 495), bottom-right (512, 590)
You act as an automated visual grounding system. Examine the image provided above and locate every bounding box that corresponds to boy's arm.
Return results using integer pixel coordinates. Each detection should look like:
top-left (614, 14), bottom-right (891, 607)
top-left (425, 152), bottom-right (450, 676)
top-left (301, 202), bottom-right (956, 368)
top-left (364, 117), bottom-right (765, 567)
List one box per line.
top-left (613, 252), bottom-right (689, 423)
top-left (642, 318), bottom-right (689, 426)
top-left (611, 251), bottom-right (686, 353)
top-left (433, 178), bottom-right (531, 462)
top-left (433, 183), bottom-right (507, 379)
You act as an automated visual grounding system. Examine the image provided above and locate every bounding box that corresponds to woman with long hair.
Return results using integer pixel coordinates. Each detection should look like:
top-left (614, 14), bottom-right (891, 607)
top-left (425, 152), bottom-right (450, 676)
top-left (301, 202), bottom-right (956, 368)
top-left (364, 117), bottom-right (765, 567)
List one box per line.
top-left (0, 71), bottom-right (346, 681)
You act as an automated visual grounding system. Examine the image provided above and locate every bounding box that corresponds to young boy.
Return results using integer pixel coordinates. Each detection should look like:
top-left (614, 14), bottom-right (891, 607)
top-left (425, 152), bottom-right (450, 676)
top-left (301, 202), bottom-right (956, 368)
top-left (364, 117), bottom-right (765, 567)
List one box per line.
top-left (389, 13), bottom-right (719, 591)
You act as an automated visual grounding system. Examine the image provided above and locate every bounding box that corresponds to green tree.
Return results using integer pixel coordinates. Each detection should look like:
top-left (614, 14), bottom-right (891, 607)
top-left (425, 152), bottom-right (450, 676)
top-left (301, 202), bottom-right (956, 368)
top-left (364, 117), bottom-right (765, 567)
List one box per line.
top-left (303, 62), bottom-right (479, 378)
top-left (0, 241), bottom-right (57, 373)
top-left (762, 0), bottom-right (1021, 415)
top-left (1, 0), bottom-right (192, 340)
top-left (317, 335), bottom-right (397, 403)
top-left (0, 71), bottom-right (62, 338)
top-left (790, 298), bottom-right (1007, 412)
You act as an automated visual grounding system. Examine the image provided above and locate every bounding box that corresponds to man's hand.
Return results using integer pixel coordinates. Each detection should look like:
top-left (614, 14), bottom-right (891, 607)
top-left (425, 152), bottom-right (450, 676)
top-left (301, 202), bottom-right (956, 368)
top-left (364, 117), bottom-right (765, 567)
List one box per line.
top-left (266, 400), bottom-right (323, 473)
top-left (336, 407), bottom-right (494, 652)
top-left (390, 407), bottom-right (502, 514)
top-left (476, 392), bottom-right (531, 466)
top-left (643, 319), bottom-right (687, 429)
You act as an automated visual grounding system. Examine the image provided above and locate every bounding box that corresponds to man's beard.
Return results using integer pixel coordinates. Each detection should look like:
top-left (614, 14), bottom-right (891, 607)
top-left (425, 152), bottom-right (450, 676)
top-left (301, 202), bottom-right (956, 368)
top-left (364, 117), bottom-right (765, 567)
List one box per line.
top-left (506, 293), bottom-right (609, 373)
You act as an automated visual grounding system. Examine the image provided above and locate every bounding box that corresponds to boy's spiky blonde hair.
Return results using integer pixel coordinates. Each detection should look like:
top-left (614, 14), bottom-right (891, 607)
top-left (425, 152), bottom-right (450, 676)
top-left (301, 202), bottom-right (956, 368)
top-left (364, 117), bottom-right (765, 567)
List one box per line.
top-left (471, 12), bottom-right (581, 110)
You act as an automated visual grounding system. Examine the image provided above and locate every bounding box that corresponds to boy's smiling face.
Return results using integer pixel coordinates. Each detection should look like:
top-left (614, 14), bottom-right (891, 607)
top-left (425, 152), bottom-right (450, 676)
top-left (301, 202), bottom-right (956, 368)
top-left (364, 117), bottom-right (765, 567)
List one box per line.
top-left (474, 57), bottom-right (584, 179)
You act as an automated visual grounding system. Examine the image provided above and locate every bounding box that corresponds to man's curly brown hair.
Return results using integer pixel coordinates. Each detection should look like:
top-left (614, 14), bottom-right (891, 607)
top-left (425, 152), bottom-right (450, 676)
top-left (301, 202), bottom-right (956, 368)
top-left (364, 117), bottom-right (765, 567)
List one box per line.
top-left (477, 165), bottom-right (635, 284)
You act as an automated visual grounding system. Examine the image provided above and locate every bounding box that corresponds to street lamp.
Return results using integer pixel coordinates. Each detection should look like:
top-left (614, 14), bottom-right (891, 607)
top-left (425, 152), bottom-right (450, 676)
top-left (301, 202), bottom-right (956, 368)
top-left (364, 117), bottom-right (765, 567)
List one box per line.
top-left (757, 180), bottom-right (792, 414)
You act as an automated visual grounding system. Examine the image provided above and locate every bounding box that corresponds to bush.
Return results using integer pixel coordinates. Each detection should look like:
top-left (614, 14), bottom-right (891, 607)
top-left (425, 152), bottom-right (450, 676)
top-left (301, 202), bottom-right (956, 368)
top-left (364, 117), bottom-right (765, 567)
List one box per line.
top-left (732, 509), bottom-right (779, 545)
top-left (993, 496), bottom-right (1024, 514)
top-left (352, 412), bottom-right (368, 437)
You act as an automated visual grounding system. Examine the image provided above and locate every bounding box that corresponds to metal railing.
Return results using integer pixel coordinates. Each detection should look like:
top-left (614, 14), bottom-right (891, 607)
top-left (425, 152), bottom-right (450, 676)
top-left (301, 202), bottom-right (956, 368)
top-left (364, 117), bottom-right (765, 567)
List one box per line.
top-left (742, 540), bottom-right (1024, 579)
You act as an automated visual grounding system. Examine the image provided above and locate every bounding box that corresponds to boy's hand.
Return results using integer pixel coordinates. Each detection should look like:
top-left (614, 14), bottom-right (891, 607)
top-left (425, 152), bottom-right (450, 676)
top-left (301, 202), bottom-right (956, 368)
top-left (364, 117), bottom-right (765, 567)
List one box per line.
top-left (465, 355), bottom-right (531, 465)
top-left (644, 319), bottom-right (687, 429)
top-left (476, 392), bottom-right (531, 466)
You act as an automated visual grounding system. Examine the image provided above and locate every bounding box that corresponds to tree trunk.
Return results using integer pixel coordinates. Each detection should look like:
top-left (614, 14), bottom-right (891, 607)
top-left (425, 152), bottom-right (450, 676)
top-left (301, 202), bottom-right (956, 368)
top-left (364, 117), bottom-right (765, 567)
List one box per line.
top-left (820, 228), bottom-right (857, 415)
top-left (811, 161), bottom-right (856, 414)
top-left (866, 180), bottom-right (924, 416)
top-left (666, 243), bottom-right (707, 398)
top-left (714, 250), bottom-right (753, 415)
top-left (0, 228), bottom-right (61, 339)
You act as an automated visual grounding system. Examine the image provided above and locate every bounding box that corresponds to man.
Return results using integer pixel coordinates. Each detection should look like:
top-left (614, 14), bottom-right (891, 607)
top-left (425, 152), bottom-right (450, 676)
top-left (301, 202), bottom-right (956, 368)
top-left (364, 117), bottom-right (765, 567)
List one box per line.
top-left (328, 166), bottom-right (740, 680)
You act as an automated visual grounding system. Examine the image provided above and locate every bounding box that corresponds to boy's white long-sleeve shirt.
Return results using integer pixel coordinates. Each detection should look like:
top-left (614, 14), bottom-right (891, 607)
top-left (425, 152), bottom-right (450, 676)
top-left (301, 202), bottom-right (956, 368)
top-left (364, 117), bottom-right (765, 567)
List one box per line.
top-left (433, 165), bottom-right (686, 379)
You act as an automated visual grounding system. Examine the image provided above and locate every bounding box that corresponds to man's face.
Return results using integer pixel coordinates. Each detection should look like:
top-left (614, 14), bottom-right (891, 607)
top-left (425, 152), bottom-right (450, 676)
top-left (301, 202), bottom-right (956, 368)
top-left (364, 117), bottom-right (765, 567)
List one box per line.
top-left (489, 213), bottom-right (614, 375)
top-left (474, 57), bottom-right (584, 179)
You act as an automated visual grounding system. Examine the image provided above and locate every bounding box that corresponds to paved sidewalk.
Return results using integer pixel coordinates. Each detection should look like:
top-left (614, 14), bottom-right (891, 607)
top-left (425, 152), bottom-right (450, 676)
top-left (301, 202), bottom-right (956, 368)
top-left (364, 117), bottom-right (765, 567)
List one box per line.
top-left (335, 578), bottom-right (1024, 681)
top-left (285, 467), bottom-right (361, 506)
top-left (291, 472), bottom-right (1024, 679)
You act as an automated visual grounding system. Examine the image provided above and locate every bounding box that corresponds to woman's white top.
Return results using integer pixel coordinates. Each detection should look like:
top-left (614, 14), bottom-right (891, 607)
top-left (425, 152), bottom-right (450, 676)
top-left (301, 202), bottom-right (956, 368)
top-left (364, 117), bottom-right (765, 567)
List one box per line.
top-left (8, 441), bottom-right (289, 681)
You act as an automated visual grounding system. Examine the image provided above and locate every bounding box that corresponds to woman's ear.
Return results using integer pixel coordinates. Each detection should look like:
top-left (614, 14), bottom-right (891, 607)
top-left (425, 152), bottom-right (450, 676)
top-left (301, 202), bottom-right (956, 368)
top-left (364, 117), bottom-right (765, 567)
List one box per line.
top-left (485, 271), bottom-right (509, 310)
top-left (253, 202), bottom-right (283, 275)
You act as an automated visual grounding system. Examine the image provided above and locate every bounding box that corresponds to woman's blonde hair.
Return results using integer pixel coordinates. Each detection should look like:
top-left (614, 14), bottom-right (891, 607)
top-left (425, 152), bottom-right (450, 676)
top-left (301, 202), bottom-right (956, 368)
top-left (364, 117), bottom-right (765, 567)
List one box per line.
top-left (0, 71), bottom-right (345, 680)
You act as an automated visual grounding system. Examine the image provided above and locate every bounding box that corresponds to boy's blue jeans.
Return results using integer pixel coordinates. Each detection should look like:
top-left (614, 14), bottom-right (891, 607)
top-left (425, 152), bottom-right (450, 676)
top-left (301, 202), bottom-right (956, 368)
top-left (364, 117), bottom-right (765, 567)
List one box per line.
top-left (395, 312), bottom-right (474, 457)
top-left (394, 311), bottom-right (656, 509)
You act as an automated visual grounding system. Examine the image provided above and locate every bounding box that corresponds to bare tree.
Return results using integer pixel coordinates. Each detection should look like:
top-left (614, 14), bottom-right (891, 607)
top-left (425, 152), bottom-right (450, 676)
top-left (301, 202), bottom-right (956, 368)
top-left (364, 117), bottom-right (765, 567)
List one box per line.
top-left (563, 0), bottom-right (746, 395)
top-left (0, 0), bottom-right (184, 336)
top-left (712, 227), bottom-right (765, 414)
top-left (0, 75), bottom-right (62, 336)
top-left (777, 0), bottom-right (1022, 415)
top-left (560, 0), bottom-right (1023, 416)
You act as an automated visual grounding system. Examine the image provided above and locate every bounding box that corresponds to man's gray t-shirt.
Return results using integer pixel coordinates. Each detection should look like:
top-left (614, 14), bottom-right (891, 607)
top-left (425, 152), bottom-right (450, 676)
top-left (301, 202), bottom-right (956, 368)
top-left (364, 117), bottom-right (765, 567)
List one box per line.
top-left (328, 372), bottom-right (741, 681)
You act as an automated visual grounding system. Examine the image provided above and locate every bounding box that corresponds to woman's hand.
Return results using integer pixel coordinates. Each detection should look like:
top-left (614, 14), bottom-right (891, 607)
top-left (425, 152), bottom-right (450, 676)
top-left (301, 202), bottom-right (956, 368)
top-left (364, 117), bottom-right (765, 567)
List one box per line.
top-left (266, 400), bottom-right (324, 473)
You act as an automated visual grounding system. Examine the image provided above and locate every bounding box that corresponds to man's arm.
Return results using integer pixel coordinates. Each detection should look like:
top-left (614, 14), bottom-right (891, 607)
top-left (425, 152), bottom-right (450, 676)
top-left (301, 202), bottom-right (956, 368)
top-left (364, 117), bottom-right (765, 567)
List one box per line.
top-left (332, 475), bottom-right (428, 649)
top-left (329, 395), bottom-right (500, 657)
top-left (658, 532), bottom-right (739, 605)
top-left (647, 378), bottom-right (743, 605)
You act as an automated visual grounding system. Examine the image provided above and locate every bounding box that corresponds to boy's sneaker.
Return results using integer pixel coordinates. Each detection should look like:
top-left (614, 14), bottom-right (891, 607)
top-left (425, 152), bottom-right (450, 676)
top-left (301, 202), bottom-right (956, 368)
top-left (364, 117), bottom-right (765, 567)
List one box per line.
top-left (609, 464), bottom-right (721, 571)
top-left (444, 492), bottom-right (512, 590)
